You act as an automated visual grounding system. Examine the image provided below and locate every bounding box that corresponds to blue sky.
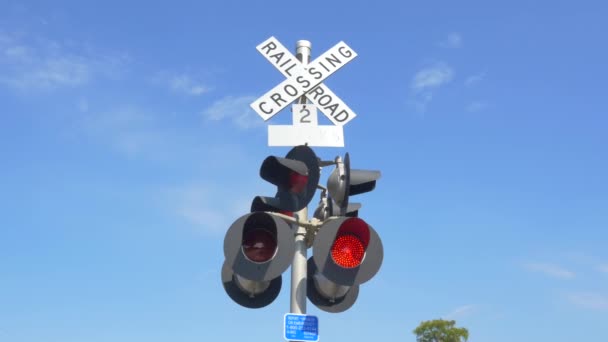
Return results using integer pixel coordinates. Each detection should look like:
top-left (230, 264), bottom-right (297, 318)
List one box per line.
top-left (1, 1), bottom-right (607, 341)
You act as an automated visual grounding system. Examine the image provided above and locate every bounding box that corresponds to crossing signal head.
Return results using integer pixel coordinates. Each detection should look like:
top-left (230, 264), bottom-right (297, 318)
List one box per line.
top-left (222, 212), bottom-right (295, 308)
top-left (252, 145), bottom-right (320, 213)
top-left (307, 217), bottom-right (383, 313)
top-left (327, 153), bottom-right (380, 215)
top-left (312, 217), bottom-right (383, 286)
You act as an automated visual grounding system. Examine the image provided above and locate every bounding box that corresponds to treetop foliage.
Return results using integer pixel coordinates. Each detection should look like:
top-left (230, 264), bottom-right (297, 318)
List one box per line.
top-left (413, 319), bottom-right (469, 342)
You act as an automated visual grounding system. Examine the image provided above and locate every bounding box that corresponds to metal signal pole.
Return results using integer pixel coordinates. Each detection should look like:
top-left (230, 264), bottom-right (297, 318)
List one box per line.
top-left (290, 40), bottom-right (312, 315)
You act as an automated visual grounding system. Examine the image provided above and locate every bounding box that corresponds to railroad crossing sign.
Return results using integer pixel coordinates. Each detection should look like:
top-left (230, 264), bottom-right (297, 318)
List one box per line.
top-left (250, 37), bottom-right (359, 147)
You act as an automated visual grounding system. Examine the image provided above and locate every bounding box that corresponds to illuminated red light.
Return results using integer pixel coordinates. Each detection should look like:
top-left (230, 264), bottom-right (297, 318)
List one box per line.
top-left (242, 229), bottom-right (277, 263)
top-left (289, 171), bottom-right (308, 193)
top-left (331, 234), bottom-right (365, 268)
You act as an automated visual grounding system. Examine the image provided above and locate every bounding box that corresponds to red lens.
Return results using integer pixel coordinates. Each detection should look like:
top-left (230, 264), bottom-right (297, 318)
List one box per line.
top-left (279, 210), bottom-right (294, 217)
top-left (242, 229), bottom-right (277, 263)
top-left (331, 234), bottom-right (365, 268)
top-left (289, 171), bottom-right (308, 193)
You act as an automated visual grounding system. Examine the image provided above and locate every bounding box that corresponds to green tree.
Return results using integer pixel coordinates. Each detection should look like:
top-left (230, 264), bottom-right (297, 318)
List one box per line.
top-left (413, 319), bottom-right (469, 342)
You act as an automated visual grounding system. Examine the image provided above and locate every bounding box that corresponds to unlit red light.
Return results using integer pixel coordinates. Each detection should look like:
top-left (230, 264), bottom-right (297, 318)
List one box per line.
top-left (331, 234), bottom-right (365, 268)
top-left (279, 210), bottom-right (294, 217)
top-left (289, 171), bottom-right (308, 193)
top-left (242, 229), bottom-right (277, 263)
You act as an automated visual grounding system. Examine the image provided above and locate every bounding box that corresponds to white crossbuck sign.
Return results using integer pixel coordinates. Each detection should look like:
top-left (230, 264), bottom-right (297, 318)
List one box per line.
top-left (250, 37), bottom-right (358, 147)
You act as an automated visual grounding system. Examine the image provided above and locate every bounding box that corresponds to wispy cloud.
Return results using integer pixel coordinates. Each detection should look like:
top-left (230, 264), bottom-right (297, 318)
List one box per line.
top-left (0, 29), bottom-right (128, 91)
top-left (153, 72), bottom-right (211, 96)
top-left (439, 32), bottom-right (463, 49)
top-left (165, 183), bottom-right (253, 235)
top-left (598, 264), bottom-right (608, 274)
top-left (444, 304), bottom-right (476, 320)
top-left (524, 262), bottom-right (575, 279)
top-left (202, 95), bottom-right (263, 129)
top-left (170, 74), bottom-right (210, 95)
top-left (409, 62), bottom-right (453, 112)
top-left (81, 106), bottom-right (167, 158)
top-left (566, 292), bottom-right (608, 310)
top-left (412, 63), bottom-right (454, 91)
top-left (80, 103), bottom-right (261, 162)
top-left (466, 101), bottom-right (488, 113)
top-left (464, 72), bottom-right (486, 87)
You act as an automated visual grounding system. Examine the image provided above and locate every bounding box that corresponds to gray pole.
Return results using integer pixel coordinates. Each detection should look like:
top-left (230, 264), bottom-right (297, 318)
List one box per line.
top-left (296, 40), bottom-right (311, 105)
top-left (290, 206), bottom-right (308, 314)
top-left (290, 40), bottom-right (311, 315)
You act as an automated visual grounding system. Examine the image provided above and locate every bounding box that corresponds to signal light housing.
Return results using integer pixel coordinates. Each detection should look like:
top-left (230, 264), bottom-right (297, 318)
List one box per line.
top-left (222, 212), bottom-right (295, 308)
top-left (312, 217), bottom-right (382, 286)
top-left (327, 152), bottom-right (380, 215)
top-left (222, 147), bottom-right (383, 313)
top-left (307, 217), bottom-right (383, 313)
top-left (253, 145), bottom-right (320, 212)
top-left (306, 258), bottom-right (360, 313)
top-left (222, 261), bottom-right (283, 309)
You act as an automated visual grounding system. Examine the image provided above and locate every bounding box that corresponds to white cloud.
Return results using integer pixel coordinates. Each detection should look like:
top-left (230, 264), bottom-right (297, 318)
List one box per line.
top-left (408, 92), bottom-right (434, 114)
top-left (172, 75), bottom-right (209, 95)
top-left (464, 72), bottom-right (486, 87)
top-left (153, 72), bottom-right (211, 96)
top-left (80, 103), bottom-right (261, 162)
top-left (439, 32), bottom-right (463, 48)
top-left (81, 106), bottom-right (166, 158)
top-left (566, 292), bottom-right (608, 310)
top-left (0, 29), bottom-right (128, 91)
top-left (409, 63), bottom-right (453, 113)
top-left (411, 63), bottom-right (454, 91)
top-left (202, 95), bottom-right (263, 129)
top-left (4, 45), bottom-right (30, 58)
top-left (27, 57), bottom-right (90, 87)
top-left (466, 101), bottom-right (487, 113)
top-left (444, 304), bottom-right (476, 320)
top-left (1, 53), bottom-right (91, 89)
top-left (524, 262), bottom-right (575, 279)
top-left (598, 264), bottom-right (608, 273)
top-left (165, 183), bottom-right (253, 235)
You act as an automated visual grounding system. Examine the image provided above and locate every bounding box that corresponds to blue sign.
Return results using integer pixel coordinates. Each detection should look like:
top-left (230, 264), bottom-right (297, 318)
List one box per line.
top-left (284, 313), bottom-right (319, 342)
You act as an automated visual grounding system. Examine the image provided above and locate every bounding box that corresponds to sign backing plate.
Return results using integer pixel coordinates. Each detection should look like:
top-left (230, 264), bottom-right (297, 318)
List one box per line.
top-left (284, 313), bottom-right (319, 342)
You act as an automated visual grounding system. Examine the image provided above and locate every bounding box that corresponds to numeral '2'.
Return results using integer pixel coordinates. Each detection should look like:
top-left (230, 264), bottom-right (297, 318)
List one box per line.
top-left (300, 107), bottom-right (311, 123)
